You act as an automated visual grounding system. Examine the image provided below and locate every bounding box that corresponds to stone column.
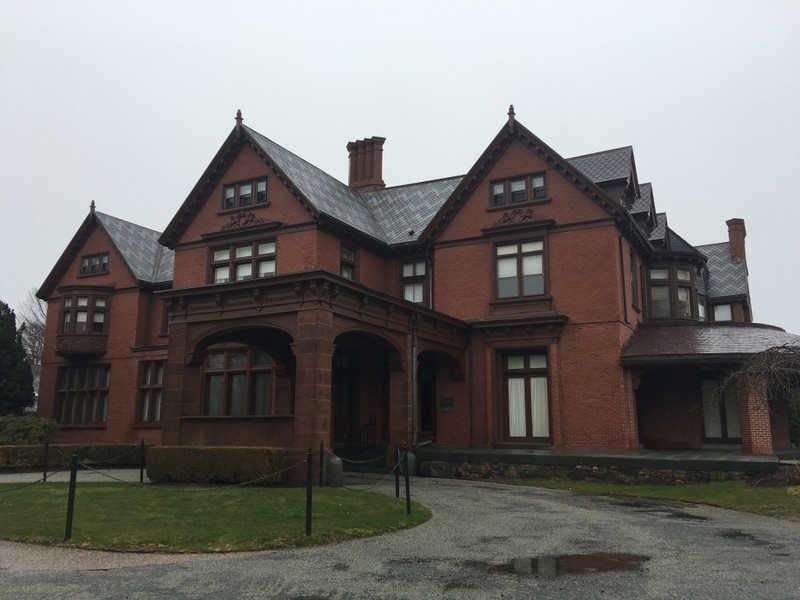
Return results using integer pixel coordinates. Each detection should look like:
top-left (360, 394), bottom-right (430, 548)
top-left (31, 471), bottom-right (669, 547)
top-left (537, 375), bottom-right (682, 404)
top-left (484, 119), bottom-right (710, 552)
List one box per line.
top-left (292, 308), bottom-right (335, 452)
top-left (738, 378), bottom-right (774, 455)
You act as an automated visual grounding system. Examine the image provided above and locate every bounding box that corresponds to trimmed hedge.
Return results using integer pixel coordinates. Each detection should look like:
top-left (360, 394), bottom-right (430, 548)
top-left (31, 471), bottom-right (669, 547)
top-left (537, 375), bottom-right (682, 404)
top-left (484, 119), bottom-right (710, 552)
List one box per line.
top-left (0, 415), bottom-right (58, 445)
top-left (146, 446), bottom-right (284, 486)
top-left (0, 444), bottom-right (144, 469)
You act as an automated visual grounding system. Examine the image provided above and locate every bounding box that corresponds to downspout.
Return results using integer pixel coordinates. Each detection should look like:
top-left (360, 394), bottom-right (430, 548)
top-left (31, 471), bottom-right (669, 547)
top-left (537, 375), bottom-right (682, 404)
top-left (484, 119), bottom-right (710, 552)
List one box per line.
top-left (467, 331), bottom-right (474, 447)
top-left (618, 234), bottom-right (629, 324)
top-left (411, 312), bottom-right (419, 446)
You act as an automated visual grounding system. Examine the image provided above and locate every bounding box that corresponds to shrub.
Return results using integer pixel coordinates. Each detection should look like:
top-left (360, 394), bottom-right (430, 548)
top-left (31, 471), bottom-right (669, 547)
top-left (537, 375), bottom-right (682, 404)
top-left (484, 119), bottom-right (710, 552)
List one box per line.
top-left (0, 444), bottom-right (144, 469)
top-left (146, 446), bottom-right (284, 486)
top-left (0, 415), bottom-right (58, 445)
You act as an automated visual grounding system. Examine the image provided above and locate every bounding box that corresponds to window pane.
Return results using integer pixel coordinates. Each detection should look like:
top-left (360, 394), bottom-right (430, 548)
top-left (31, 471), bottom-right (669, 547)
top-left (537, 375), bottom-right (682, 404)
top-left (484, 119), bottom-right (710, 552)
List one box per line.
top-left (207, 353), bottom-right (225, 369)
top-left (414, 261), bottom-right (426, 276)
top-left (95, 297), bottom-right (107, 307)
top-left (235, 245), bottom-right (253, 258)
top-left (507, 356), bottom-right (524, 370)
top-left (492, 183), bottom-right (505, 205)
top-left (62, 312), bottom-right (71, 332)
top-left (404, 282), bottom-right (423, 303)
top-left (92, 312), bottom-right (105, 332)
top-left (140, 390), bottom-right (150, 422)
top-left (508, 377), bottom-right (526, 437)
top-left (529, 355), bottom-right (547, 369)
top-left (521, 241), bottom-right (543, 253)
top-left (155, 362), bottom-right (164, 384)
top-left (258, 260), bottom-right (275, 277)
top-left (230, 374), bottom-right (247, 416)
top-left (701, 380), bottom-right (722, 439)
top-left (77, 297), bottom-right (89, 306)
top-left (224, 186), bottom-right (236, 209)
top-left (142, 363), bottom-right (152, 385)
top-left (650, 268), bottom-right (668, 280)
top-left (229, 351), bottom-right (249, 368)
top-left (530, 376), bottom-right (549, 437)
top-left (714, 304), bottom-right (732, 322)
top-left (650, 286), bottom-right (671, 318)
top-left (239, 183), bottom-right (252, 205)
top-left (510, 179), bottom-right (526, 202)
top-left (341, 265), bottom-right (354, 279)
top-left (64, 297), bottom-right (73, 307)
top-left (255, 180), bottom-right (267, 204)
top-left (258, 242), bottom-right (275, 255)
top-left (402, 263), bottom-right (414, 277)
top-left (152, 390), bottom-right (162, 421)
top-left (213, 249), bottom-right (230, 261)
top-left (341, 247), bottom-right (355, 262)
top-left (207, 375), bottom-right (224, 416)
top-left (75, 311), bottom-right (88, 332)
top-left (496, 244), bottom-right (517, 256)
top-left (236, 263), bottom-right (253, 280)
top-left (698, 301), bottom-right (706, 321)
top-left (531, 175), bottom-right (546, 198)
top-left (677, 287), bottom-right (691, 317)
top-left (214, 266), bottom-right (229, 283)
top-left (677, 269), bottom-right (692, 281)
top-left (252, 372), bottom-right (272, 415)
top-left (253, 350), bottom-right (274, 366)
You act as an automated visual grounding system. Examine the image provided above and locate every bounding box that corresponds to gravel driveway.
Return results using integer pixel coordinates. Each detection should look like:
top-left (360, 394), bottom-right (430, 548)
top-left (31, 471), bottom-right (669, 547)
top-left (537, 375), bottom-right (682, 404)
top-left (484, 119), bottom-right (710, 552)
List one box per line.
top-left (2, 473), bottom-right (799, 599)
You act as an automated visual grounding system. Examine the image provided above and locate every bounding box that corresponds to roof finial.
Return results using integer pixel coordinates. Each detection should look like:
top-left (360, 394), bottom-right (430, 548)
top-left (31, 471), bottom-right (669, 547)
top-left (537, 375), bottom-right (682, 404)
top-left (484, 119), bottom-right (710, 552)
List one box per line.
top-left (90, 200), bottom-right (96, 214)
top-left (507, 104), bottom-right (516, 130)
top-left (235, 109), bottom-right (243, 133)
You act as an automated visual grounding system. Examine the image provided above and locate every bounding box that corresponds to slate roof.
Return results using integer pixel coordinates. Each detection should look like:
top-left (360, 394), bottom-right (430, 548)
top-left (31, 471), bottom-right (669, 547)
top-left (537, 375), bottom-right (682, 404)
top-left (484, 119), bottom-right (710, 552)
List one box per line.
top-left (363, 177), bottom-right (464, 245)
top-left (244, 126), bottom-right (390, 244)
top-left (622, 322), bottom-right (800, 364)
top-left (697, 242), bottom-right (749, 298)
top-left (566, 146), bottom-right (633, 184)
top-left (96, 212), bottom-right (174, 284)
top-left (631, 182), bottom-right (652, 214)
top-left (649, 212), bottom-right (667, 242)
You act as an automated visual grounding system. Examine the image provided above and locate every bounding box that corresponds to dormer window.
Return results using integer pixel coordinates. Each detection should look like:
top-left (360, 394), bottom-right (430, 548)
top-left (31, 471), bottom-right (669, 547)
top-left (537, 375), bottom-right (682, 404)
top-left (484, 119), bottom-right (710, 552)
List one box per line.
top-left (79, 253), bottom-right (109, 276)
top-left (222, 178), bottom-right (268, 210)
top-left (490, 173), bottom-right (547, 207)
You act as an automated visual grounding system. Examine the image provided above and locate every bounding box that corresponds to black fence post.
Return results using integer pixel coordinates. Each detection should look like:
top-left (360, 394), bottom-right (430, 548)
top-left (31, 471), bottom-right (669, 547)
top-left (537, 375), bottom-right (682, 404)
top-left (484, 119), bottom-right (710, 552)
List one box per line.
top-left (305, 448), bottom-right (313, 536)
top-left (403, 446), bottom-right (411, 516)
top-left (319, 441), bottom-right (324, 488)
top-left (42, 440), bottom-right (49, 483)
top-left (139, 440), bottom-right (146, 484)
top-left (394, 443), bottom-right (400, 499)
top-left (64, 451), bottom-right (78, 540)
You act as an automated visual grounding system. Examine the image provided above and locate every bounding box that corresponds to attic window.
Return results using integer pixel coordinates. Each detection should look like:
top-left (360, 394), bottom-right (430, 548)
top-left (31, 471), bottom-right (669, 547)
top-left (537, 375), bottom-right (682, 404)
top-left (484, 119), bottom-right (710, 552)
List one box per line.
top-left (490, 173), bottom-right (547, 207)
top-left (79, 253), bottom-right (109, 276)
top-left (223, 178), bottom-right (268, 210)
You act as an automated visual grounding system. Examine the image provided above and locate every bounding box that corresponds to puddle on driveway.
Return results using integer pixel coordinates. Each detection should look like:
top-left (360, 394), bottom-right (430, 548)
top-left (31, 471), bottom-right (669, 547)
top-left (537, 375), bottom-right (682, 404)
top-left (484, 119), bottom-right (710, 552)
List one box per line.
top-left (476, 553), bottom-right (649, 577)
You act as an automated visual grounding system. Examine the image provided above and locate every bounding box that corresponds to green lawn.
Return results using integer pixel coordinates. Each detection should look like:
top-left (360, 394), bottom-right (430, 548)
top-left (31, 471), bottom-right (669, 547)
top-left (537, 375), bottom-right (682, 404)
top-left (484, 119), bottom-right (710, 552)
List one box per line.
top-left (0, 483), bottom-right (431, 552)
top-left (505, 479), bottom-right (800, 521)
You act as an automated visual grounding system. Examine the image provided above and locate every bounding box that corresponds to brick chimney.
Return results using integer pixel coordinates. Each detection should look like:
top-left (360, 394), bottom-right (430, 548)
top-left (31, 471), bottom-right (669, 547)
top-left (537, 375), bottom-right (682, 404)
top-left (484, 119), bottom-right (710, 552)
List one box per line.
top-left (726, 218), bottom-right (747, 261)
top-left (347, 137), bottom-right (386, 191)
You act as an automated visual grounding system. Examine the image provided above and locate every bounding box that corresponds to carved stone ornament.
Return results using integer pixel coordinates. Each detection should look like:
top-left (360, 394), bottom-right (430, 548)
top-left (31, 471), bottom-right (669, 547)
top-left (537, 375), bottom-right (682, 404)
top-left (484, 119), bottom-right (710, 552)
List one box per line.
top-left (493, 208), bottom-right (537, 227)
top-left (221, 211), bottom-right (267, 230)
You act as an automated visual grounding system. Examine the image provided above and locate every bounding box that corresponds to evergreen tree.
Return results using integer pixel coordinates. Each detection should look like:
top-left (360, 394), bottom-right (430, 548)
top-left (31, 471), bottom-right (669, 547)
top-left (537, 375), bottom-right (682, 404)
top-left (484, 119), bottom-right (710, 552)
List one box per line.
top-left (0, 301), bottom-right (34, 415)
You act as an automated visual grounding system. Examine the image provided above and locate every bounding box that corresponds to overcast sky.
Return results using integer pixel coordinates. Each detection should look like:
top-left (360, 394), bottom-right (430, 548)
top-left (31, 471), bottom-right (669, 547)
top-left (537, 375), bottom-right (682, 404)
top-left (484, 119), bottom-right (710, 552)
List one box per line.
top-left (1, 0), bottom-right (798, 334)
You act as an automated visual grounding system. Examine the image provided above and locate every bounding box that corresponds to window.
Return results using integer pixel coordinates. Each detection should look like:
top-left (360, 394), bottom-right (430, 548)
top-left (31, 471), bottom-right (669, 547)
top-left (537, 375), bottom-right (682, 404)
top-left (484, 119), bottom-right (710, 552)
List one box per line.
top-left (79, 253), bottom-right (109, 276)
top-left (701, 380), bottom-right (741, 442)
top-left (504, 353), bottom-right (550, 440)
top-left (61, 294), bottom-right (108, 333)
top-left (402, 260), bottom-right (427, 304)
top-left (211, 240), bottom-right (276, 284)
top-left (646, 265), bottom-right (696, 320)
top-left (496, 241), bottom-right (544, 299)
top-left (714, 304), bottom-right (732, 322)
top-left (340, 245), bottom-right (357, 280)
top-left (138, 361), bottom-right (164, 423)
top-left (630, 252), bottom-right (638, 306)
top-left (55, 365), bottom-right (109, 425)
top-left (698, 298), bottom-right (707, 321)
top-left (222, 178), bottom-right (268, 209)
top-left (204, 347), bottom-right (279, 416)
top-left (490, 173), bottom-right (546, 206)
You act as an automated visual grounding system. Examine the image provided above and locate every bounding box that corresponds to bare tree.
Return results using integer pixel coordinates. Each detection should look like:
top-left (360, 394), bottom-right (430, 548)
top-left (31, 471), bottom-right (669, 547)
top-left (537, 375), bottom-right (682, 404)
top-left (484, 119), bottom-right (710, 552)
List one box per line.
top-left (723, 344), bottom-right (800, 443)
top-left (17, 288), bottom-right (46, 366)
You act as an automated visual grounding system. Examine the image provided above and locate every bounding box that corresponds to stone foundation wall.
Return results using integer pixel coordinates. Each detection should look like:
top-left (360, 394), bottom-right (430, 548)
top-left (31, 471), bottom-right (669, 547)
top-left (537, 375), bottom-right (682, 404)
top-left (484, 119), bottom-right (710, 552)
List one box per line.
top-left (419, 460), bottom-right (748, 485)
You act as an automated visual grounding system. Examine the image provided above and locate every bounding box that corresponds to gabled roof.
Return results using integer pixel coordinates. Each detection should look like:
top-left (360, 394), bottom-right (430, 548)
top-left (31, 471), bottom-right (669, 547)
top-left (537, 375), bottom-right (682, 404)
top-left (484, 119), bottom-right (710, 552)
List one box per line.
top-left (697, 242), bottom-right (749, 299)
top-left (631, 182), bottom-right (653, 215)
top-left (621, 322), bottom-right (798, 364)
top-left (566, 146), bottom-right (634, 184)
top-left (420, 112), bottom-right (650, 252)
top-left (38, 208), bottom-right (174, 299)
top-left (649, 212), bottom-right (668, 242)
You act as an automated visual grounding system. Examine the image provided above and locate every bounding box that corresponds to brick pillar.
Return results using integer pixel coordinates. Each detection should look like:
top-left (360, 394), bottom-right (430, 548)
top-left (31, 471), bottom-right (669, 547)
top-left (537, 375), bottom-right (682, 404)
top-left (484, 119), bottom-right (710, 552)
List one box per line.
top-left (292, 308), bottom-right (335, 451)
top-left (161, 321), bottom-right (189, 445)
top-left (738, 378), bottom-right (774, 455)
top-left (388, 362), bottom-right (411, 446)
top-left (622, 367), bottom-right (640, 451)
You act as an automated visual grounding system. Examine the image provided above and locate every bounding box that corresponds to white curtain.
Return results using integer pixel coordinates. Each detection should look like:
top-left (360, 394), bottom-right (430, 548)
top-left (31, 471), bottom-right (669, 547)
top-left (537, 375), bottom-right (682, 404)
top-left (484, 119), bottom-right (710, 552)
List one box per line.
top-left (508, 378), bottom-right (526, 437)
top-left (724, 386), bottom-right (741, 438)
top-left (530, 376), bottom-right (549, 437)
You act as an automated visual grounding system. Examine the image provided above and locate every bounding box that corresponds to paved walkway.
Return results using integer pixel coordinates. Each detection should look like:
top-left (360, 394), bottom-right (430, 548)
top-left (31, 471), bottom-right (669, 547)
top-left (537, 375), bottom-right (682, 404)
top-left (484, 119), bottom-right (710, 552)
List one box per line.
top-left (1, 471), bottom-right (800, 599)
